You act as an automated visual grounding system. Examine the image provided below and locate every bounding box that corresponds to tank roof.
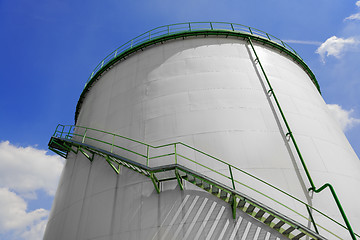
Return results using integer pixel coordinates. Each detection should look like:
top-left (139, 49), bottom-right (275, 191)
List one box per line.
top-left (75, 22), bottom-right (320, 123)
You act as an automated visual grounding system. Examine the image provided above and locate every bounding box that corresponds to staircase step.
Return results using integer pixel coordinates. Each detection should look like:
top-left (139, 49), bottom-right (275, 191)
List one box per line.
top-left (237, 198), bottom-right (246, 208)
top-left (203, 182), bottom-right (210, 190)
top-left (187, 175), bottom-right (195, 183)
top-left (273, 220), bottom-right (285, 230)
top-left (212, 186), bottom-right (219, 194)
top-left (264, 215), bottom-right (275, 224)
top-left (195, 178), bottom-right (202, 186)
top-left (254, 209), bottom-right (265, 219)
top-left (282, 226), bottom-right (295, 236)
top-left (292, 232), bottom-right (306, 240)
top-left (245, 204), bottom-right (255, 214)
top-left (220, 190), bottom-right (227, 199)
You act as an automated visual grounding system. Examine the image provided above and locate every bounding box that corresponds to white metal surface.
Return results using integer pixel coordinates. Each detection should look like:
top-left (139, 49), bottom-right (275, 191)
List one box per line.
top-left (44, 151), bottom-right (288, 240)
top-left (46, 36), bottom-right (360, 239)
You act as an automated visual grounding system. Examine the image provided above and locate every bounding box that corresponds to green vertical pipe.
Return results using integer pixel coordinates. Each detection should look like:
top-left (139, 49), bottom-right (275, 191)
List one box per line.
top-left (247, 37), bottom-right (315, 190)
top-left (306, 205), bottom-right (319, 234)
top-left (247, 37), bottom-right (356, 240)
top-left (314, 184), bottom-right (356, 240)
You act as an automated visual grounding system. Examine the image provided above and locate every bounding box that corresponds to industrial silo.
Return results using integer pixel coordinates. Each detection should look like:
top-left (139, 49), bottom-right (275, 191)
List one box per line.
top-left (46, 22), bottom-right (360, 240)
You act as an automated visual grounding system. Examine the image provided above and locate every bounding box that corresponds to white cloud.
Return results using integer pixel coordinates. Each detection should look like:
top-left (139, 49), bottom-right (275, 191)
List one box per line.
top-left (0, 141), bottom-right (64, 197)
top-left (0, 141), bottom-right (65, 240)
top-left (0, 188), bottom-right (48, 233)
top-left (316, 36), bottom-right (359, 62)
top-left (345, 13), bottom-right (360, 21)
top-left (327, 104), bottom-right (360, 131)
top-left (344, 1), bottom-right (360, 20)
top-left (21, 218), bottom-right (48, 240)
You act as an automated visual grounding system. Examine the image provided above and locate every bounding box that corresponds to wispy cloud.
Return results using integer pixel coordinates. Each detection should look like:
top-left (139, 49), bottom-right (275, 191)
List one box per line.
top-left (344, 0), bottom-right (360, 21)
top-left (327, 104), bottom-right (360, 132)
top-left (0, 141), bottom-right (64, 240)
top-left (283, 40), bottom-right (322, 45)
top-left (345, 13), bottom-right (360, 21)
top-left (316, 36), bottom-right (359, 63)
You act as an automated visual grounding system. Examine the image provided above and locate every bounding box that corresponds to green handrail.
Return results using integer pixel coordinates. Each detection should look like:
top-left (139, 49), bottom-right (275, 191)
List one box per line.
top-left (83, 22), bottom-right (317, 89)
top-left (75, 22), bottom-right (320, 123)
top-left (51, 124), bottom-right (359, 239)
top-left (247, 38), bottom-right (356, 240)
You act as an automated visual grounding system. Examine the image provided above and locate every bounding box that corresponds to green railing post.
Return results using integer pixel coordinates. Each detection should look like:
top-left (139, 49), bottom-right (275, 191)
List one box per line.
top-left (82, 128), bottom-right (87, 143)
top-left (146, 145), bottom-right (150, 167)
top-left (54, 124), bottom-right (61, 136)
top-left (210, 22), bottom-right (213, 30)
top-left (229, 164), bottom-right (237, 219)
top-left (111, 135), bottom-right (115, 153)
top-left (230, 23), bottom-right (234, 31)
top-left (67, 125), bottom-right (72, 139)
top-left (114, 49), bottom-right (117, 58)
top-left (174, 143), bottom-right (178, 164)
top-left (266, 33), bottom-right (271, 40)
top-left (229, 165), bottom-right (236, 190)
top-left (249, 27), bottom-right (253, 34)
top-left (61, 125), bottom-right (65, 138)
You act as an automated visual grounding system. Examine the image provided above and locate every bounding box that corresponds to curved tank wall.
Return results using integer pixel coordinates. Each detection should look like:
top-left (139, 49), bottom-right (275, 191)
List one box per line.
top-left (44, 150), bottom-right (289, 240)
top-left (46, 34), bottom-right (360, 239)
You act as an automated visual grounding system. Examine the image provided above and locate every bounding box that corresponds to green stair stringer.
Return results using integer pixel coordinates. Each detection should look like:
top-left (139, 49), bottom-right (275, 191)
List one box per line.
top-left (50, 136), bottom-right (327, 240)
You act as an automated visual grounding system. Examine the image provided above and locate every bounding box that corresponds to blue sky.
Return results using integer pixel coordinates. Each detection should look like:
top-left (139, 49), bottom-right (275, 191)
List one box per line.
top-left (1, 0), bottom-right (359, 239)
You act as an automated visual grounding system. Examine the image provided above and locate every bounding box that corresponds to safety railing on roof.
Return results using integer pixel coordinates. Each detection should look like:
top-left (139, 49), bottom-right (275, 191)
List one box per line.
top-left (85, 22), bottom-right (301, 88)
top-left (51, 124), bottom-right (359, 240)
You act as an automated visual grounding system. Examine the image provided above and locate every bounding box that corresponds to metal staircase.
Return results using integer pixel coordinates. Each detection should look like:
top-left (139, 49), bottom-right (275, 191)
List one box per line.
top-left (49, 125), bottom-right (358, 240)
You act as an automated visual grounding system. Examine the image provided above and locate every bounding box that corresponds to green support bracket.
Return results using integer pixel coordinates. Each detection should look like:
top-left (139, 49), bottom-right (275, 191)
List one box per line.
top-left (150, 172), bottom-right (160, 194)
top-left (49, 147), bottom-right (67, 158)
top-left (105, 155), bottom-right (120, 174)
top-left (175, 168), bottom-right (184, 190)
top-left (79, 147), bottom-right (94, 162)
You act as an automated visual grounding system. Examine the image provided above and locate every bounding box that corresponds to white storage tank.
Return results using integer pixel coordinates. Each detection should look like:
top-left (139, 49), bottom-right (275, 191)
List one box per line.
top-left (45, 22), bottom-right (360, 240)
